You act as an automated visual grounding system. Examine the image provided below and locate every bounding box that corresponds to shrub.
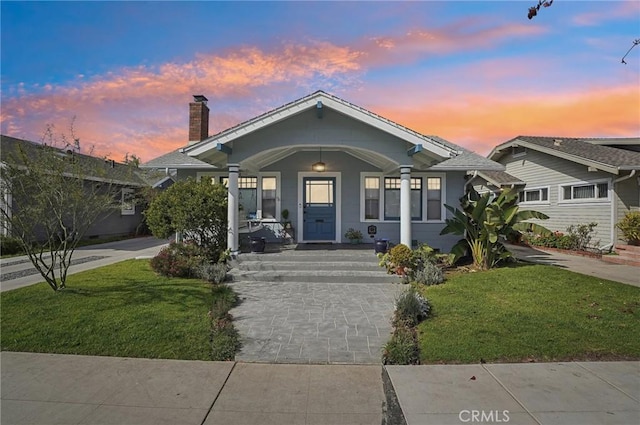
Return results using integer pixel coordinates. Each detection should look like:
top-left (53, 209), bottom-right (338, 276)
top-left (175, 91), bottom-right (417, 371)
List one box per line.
top-left (0, 235), bottom-right (23, 256)
top-left (382, 326), bottom-right (419, 365)
top-left (150, 242), bottom-right (205, 278)
top-left (566, 222), bottom-right (598, 251)
top-left (344, 228), bottom-right (363, 240)
top-left (616, 212), bottom-right (640, 245)
top-left (197, 262), bottom-right (228, 284)
top-left (394, 288), bottom-right (431, 327)
top-left (414, 261), bottom-right (444, 286)
top-left (379, 243), bottom-right (414, 276)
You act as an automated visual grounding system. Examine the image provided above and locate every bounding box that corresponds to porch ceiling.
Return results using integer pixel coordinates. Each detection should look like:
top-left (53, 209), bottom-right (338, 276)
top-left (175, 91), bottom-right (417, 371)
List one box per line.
top-left (239, 145), bottom-right (401, 173)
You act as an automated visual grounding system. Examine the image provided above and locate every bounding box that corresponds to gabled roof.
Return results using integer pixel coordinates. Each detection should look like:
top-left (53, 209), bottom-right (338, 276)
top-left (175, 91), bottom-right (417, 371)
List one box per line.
top-left (144, 91), bottom-right (503, 172)
top-left (489, 136), bottom-right (640, 175)
top-left (139, 149), bottom-right (217, 170)
top-left (182, 90), bottom-right (460, 159)
top-left (474, 170), bottom-right (524, 187)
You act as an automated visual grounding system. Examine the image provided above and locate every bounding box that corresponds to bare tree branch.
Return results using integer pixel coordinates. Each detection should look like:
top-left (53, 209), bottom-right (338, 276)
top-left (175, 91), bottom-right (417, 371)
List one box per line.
top-left (621, 39), bottom-right (640, 64)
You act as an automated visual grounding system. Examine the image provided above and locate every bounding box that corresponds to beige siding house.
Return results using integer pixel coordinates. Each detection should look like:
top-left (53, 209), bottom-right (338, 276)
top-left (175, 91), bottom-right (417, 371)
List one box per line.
top-left (472, 136), bottom-right (640, 249)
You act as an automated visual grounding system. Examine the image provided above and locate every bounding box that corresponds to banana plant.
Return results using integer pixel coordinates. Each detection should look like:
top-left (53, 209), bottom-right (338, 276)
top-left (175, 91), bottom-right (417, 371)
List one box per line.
top-left (441, 188), bottom-right (550, 270)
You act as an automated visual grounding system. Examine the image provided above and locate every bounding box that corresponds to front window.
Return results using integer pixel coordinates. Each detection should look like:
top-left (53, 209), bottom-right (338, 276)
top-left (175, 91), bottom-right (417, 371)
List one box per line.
top-left (239, 177), bottom-right (258, 218)
top-left (383, 177), bottom-right (422, 221)
top-left (364, 177), bottom-right (380, 220)
top-left (261, 177), bottom-right (277, 219)
top-left (426, 177), bottom-right (441, 220)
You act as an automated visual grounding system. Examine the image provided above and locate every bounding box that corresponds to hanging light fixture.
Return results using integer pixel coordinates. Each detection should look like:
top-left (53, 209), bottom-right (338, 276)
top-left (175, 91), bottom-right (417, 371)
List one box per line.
top-left (312, 147), bottom-right (326, 172)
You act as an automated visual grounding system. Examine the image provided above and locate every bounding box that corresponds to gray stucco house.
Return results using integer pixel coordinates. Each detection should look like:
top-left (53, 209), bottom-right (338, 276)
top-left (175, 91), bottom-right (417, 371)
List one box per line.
top-left (471, 136), bottom-right (640, 249)
top-left (142, 91), bottom-right (503, 255)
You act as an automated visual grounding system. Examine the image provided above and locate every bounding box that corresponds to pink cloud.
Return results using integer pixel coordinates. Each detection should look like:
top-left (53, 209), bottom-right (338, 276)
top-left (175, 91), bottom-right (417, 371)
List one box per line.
top-left (572, 1), bottom-right (640, 26)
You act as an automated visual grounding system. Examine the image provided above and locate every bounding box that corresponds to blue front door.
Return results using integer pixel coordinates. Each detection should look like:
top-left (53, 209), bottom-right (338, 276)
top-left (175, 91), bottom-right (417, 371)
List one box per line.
top-left (303, 177), bottom-right (336, 241)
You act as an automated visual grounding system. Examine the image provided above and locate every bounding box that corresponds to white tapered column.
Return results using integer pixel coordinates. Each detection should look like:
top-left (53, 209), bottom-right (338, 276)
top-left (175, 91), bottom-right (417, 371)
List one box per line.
top-left (227, 164), bottom-right (240, 255)
top-left (400, 166), bottom-right (412, 247)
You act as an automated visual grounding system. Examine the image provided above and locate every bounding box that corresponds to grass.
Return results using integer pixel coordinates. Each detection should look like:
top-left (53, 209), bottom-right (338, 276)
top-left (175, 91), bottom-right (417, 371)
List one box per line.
top-left (417, 264), bottom-right (640, 364)
top-left (1, 259), bottom-right (236, 360)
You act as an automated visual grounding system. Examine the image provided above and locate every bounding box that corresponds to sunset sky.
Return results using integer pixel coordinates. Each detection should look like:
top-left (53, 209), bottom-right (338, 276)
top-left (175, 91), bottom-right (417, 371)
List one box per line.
top-left (1, 1), bottom-right (639, 163)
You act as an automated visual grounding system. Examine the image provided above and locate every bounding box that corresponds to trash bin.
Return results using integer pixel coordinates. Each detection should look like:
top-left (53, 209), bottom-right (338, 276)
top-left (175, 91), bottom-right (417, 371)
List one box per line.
top-left (374, 238), bottom-right (389, 254)
top-left (250, 236), bottom-right (266, 253)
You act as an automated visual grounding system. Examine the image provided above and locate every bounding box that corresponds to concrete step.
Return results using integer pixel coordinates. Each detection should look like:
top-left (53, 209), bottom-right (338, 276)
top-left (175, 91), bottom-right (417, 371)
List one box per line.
top-left (231, 269), bottom-right (395, 284)
top-left (234, 260), bottom-right (381, 272)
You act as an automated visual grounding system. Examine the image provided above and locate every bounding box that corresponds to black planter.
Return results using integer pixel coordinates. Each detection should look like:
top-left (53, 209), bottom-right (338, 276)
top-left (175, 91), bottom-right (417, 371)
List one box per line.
top-left (374, 238), bottom-right (389, 254)
top-left (250, 236), bottom-right (266, 253)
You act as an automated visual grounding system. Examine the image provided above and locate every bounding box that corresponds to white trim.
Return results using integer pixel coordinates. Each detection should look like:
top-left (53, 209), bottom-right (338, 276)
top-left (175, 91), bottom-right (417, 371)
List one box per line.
top-left (518, 186), bottom-right (550, 205)
top-left (558, 178), bottom-right (612, 204)
top-left (297, 172), bottom-right (342, 243)
top-left (359, 172), bottom-right (446, 223)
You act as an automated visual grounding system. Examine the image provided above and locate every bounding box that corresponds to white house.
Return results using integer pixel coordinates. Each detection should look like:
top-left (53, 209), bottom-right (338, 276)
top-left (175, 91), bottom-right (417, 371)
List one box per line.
top-left (142, 91), bottom-right (504, 255)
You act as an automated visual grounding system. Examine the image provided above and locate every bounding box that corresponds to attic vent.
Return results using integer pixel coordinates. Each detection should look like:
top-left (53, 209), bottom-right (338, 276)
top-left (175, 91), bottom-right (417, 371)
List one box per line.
top-left (554, 139), bottom-right (563, 146)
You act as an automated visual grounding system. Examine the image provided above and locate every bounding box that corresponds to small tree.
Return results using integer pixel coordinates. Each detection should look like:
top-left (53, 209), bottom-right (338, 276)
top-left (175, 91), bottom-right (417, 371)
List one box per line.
top-left (0, 127), bottom-right (127, 291)
top-left (144, 178), bottom-right (228, 262)
top-left (441, 188), bottom-right (550, 270)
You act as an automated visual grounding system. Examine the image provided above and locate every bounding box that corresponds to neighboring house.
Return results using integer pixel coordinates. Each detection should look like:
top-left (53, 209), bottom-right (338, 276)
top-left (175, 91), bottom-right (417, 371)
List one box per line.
top-left (0, 135), bottom-right (155, 240)
top-left (471, 136), bottom-right (640, 248)
top-left (141, 91), bottom-right (504, 254)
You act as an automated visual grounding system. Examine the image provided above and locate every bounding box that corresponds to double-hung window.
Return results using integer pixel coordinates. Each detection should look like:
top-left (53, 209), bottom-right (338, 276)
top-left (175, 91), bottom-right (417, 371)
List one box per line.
top-left (362, 174), bottom-right (442, 222)
top-left (560, 181), bottom-right (609, 202)
top-left (197, 172), bottom-right (280, 220)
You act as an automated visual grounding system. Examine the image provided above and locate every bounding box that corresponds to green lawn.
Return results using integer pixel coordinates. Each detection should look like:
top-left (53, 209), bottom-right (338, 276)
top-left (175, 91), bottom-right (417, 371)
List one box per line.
top-left (418, 264), bottom-right (640, 364)
top-left (1, 259), bottom-right (230, 360)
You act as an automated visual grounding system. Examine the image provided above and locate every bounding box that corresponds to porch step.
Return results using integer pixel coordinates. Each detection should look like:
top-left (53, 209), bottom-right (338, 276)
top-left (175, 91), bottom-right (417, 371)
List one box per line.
top-left (601, 245), bottom-right (640, 267)
top-left (230, 245), bottom-right (398, 284)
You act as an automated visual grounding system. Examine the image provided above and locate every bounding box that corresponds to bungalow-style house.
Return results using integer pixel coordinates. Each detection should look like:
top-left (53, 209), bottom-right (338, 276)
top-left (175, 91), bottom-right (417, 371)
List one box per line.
top-left (142, 91), bottom-right (504, 255)
top-left (471, 136), bottom-right (640, 249)
top-left (0, 135), bottom-right (156, 241)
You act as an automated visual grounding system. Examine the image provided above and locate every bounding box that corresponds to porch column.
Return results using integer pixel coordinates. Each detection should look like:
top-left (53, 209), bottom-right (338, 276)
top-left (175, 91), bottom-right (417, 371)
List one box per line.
top-left (227, 164), bottom-right (240, 256)
top-left (400, 166), bottom-right (412, 247)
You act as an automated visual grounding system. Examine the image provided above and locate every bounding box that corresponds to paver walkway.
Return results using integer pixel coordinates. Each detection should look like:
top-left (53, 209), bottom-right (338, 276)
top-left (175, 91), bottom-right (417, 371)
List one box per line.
top-left (229, 280), bottom-right (401, 364)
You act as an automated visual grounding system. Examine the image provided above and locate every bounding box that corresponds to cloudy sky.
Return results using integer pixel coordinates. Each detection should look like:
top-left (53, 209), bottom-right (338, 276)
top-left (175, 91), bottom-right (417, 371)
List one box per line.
top-left (1, 1), bottom-right (639, 162)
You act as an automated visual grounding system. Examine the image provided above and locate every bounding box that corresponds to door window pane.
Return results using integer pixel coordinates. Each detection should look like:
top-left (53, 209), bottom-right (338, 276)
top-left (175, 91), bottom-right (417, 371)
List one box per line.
top-left (306, 180), bottom-right (334, 206)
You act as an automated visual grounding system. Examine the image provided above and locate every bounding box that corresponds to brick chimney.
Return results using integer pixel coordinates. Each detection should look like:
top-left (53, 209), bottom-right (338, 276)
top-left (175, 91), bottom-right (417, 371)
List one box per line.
top-left (188, 95), bottom-right (209, 145)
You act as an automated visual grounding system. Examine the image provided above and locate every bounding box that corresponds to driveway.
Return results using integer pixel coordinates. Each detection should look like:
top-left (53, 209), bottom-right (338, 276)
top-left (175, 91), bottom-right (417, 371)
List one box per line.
top-left (0, 236), bottom-right (169, 292)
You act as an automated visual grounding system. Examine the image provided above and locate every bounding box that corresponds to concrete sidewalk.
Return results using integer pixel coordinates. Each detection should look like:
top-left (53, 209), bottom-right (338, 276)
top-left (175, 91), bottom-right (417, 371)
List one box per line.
top-left (0, 236), bottom-right (168, 292)
top-left (386, 362), bottom-right (639, 425)
top-left (0, 352), bottom-right (385, 425)
top-left (506, 243), bottom-right (640, 287)
top-left (1, 352), bottom-right (638, 425)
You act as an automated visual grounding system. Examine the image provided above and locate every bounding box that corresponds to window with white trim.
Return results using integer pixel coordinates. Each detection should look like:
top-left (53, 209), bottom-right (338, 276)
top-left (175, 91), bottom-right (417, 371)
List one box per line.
top-left (121, 188), bottom-right (135, 215)
top-left (361, 174), bottom-right (443, 222)
top-left (197, 172), bottom-right (280, 220)
top-left (560, 181), bottom-right (609, 202)
top-left (518, 187), bottom-right (549, 203)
